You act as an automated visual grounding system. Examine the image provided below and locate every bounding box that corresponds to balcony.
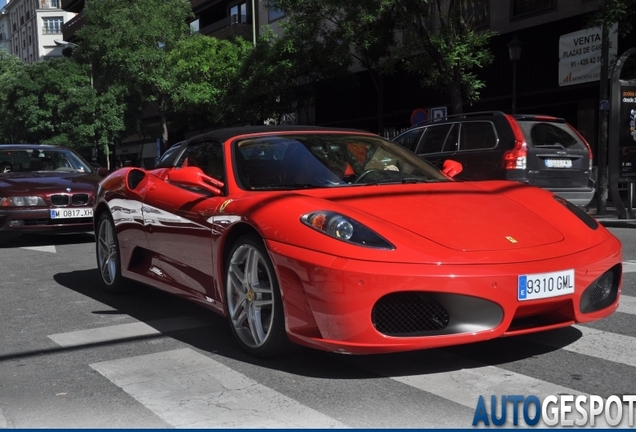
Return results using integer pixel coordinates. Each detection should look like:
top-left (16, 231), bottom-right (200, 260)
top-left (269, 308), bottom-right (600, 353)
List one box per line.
top-left (62, 11), bottom-right (83, 42)
top-left (199, 15), bottom-right (252, 41)
top-left (38, 0), bottom-right (61, 9)
top-left (190, 0), bottom-right (216, 12)
top-left (61, 0), bottom-right (85, 13)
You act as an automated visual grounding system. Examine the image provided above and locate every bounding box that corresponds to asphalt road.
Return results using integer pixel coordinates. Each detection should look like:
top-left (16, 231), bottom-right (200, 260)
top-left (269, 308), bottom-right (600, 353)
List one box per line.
top-left (0, 227), bottom-right (635, 428)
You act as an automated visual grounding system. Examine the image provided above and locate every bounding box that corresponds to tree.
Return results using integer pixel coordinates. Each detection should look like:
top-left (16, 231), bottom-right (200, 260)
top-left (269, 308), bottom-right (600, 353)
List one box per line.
top-left (165, 34), bottom-right (253, 130)
top-left (75, 0), bottom-right (194, 149)
top-left (0, 49), bottom-right (25, 143)
top-left (394, 0), bottom-right (495, 114)
top-left (234, 27), bottom-right (350, 125)
top-left (266, 0), bottom-right (399, 133)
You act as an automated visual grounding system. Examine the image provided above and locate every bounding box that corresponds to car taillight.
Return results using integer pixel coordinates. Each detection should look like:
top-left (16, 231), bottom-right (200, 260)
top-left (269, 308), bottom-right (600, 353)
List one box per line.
top-left (567, 123), bottom-right (594, 170)
top-left (502, 115), bottom-right (527, 170)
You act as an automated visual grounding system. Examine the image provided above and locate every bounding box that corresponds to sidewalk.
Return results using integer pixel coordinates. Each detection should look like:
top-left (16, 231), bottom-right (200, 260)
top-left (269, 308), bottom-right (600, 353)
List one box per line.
top-left (586, 201), bottom-right (636, 228)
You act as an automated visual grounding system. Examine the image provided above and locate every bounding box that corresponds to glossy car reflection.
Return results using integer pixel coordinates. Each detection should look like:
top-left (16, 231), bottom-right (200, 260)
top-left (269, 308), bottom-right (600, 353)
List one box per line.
top-left (93, 126), bottom-right (622, 357)
top-left (0, 144), bottom-right (103, 245)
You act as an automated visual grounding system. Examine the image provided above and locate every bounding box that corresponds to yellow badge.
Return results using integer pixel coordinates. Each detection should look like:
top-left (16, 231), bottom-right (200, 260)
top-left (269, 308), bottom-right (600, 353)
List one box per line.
top-left (219, 199), bottom-right (232, 213)
top-left (506, 236), bottom-right (518, 243)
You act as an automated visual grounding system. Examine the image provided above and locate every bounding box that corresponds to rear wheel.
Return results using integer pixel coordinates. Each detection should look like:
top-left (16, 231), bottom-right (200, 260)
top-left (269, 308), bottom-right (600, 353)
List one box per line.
top-left (96, 212), bottom-right (128, 294)
top-left (225, 234), bottom-right (295, 357)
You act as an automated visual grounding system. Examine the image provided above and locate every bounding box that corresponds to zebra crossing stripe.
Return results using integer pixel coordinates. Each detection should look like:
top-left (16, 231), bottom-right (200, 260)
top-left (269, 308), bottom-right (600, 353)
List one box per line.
top-left (529, 324), bottom-right (636, 369)
top-left (90, 348), bottom-right (345, 428)
top-left (623, 261), bottom-right (636, 273)
top-left (48, 316), bottom-right (210, 348)
top-left (618, 295), bottom-right (636, 315)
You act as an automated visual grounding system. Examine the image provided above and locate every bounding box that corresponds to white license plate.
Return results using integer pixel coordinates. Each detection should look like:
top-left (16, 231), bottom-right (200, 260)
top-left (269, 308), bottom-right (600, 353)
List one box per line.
top-left (518, 269), bottom-right (575, 301)
top-left (545, 158), bottom-right (572, 168)
top-left (50, 207), bottom-right (93, 219)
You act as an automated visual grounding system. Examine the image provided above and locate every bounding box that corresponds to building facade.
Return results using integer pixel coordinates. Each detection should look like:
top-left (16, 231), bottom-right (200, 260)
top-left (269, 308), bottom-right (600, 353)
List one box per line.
top-left (1, 0), bottom-right (76, 63)
top-left (58, 0), bottom-right (636, 166)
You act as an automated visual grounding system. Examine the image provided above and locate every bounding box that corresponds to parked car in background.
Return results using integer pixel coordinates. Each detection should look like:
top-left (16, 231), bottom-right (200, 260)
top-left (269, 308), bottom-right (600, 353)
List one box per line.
top-left (393, 111), bottom-right (595, 207)
top-left (0, 144), bottom-right (105, 246)
top-left (94, 125), bottom-right (620, 358)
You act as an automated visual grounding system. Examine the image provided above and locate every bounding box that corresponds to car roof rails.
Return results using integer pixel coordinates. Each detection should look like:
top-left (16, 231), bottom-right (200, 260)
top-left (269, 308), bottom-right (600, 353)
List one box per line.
top-left (415, 110), bottom-right (508, 127)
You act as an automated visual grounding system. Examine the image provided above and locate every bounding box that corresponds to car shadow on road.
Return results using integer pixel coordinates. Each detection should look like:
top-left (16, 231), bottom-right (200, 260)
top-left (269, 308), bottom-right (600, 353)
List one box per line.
top-left (0, 232), bottom-right (95, 248)
top-left (49, 267), bottom-right (583, 381)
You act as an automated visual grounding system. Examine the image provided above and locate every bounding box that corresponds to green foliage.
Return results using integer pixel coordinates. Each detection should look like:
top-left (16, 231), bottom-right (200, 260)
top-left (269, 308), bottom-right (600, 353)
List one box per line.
top-left (394, 0), bottom-right (495, 113)
top-left (0, 49), bottom-right (25, 142)
top-left (3, 58), bottom-right (91, 146)
top-left (233, 27), bottom-right (350, 125)
top-left (588, 0), bottom-right (636, 36)
top-left (166, 34), bottom-right (253, 128)
top-left (76, 0), bottom-right (194, 144)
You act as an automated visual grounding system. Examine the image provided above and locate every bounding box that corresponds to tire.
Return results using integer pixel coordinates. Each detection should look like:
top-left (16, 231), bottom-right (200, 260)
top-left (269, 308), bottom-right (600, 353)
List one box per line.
top-left (95, 212), bottom-right (128, 294)
top-left (225, 233), bottom-right (296, 357)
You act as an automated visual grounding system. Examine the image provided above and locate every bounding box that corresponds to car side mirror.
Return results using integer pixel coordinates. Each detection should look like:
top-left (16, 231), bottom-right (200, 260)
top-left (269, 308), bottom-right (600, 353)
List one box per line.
top-left (97, 167), bottom-right (109, 177)
top-left (442, 159), bottom-right (463, 178)
top-left (167, 166), bottom-right (224, 195)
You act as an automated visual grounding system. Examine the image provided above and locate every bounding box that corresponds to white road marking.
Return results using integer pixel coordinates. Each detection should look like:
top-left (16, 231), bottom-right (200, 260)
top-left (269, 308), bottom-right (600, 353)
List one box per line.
top-left (527, 324), bottom-right (636, 369)
top-left (618, 294), bottom-right (636, 315)
top-left (48, 316), bottom-right (210, 348)
top-left (623, 261), bottom-right (636, 273)
top-left (20, 245), bottom-right (56, 253)
top-left (90, 348), bottom-right (345, 428)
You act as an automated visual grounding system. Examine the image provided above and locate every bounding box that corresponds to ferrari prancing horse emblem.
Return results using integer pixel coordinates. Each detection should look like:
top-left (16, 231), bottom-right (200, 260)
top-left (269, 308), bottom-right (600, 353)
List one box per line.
top-left (506, 236), bottom-right (518, 243)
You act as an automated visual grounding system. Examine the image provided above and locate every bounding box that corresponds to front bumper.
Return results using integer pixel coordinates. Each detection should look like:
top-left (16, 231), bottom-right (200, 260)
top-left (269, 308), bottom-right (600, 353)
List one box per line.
top-left (0, 208), bottom-right (93, 235)
top-left (266, 236), bottom-right (621, 354)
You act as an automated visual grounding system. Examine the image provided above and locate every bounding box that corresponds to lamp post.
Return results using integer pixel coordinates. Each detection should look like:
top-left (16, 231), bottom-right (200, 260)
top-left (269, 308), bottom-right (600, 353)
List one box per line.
top-left (507, 36), bottom-right (522, 114)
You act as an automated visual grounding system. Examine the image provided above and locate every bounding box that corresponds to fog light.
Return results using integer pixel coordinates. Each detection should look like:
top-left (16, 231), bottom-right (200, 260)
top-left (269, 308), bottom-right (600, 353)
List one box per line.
top-left (9, 220), bottom-right (24, 227)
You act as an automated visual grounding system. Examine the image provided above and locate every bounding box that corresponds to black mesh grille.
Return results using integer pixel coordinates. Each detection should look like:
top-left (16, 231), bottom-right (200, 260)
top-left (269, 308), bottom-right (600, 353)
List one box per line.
top-left (588, 271), bottom-right (613, 305)
top-left (51, 195), bottom-right (69, 206)
top-left (580, 265), bottom-right (620, 314)
top-left (71, 194), bottom-right (89, 205)
top-left (372, 292), bottom-right (449, 336)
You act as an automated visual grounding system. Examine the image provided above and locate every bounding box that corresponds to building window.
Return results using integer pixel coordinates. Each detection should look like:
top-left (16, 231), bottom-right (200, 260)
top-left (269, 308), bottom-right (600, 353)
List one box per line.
top-left (42, 17), bottom-right (63, 34)
top-left (229, 2), bottom-right (248, 24)
top-left (268, 1), bottom-right (285, 22)
top-left (511, 0), bottom-right (556, 18)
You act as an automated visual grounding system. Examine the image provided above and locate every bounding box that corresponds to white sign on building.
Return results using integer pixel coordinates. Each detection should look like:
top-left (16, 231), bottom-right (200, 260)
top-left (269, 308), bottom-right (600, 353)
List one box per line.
top-left (558, 24), bottom-right (618, 87)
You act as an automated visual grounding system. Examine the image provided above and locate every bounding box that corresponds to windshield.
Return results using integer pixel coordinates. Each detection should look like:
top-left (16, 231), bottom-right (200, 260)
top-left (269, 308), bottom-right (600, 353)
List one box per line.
top-left (0, 148), bottom-right (93, 174)
top-left (234, 134), bottom-right (449, 190)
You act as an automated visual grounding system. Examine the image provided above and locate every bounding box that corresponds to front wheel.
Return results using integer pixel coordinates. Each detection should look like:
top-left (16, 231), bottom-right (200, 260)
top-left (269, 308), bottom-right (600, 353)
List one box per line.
top-left (225, 234), bottom-right (295, 357)
top-left (96, 212), bottom-right (128, 294)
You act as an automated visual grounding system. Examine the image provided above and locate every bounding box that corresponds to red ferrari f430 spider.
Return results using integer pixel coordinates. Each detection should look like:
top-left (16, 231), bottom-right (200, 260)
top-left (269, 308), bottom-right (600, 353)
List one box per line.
top-left (93, 126), bottom-right (622, 357)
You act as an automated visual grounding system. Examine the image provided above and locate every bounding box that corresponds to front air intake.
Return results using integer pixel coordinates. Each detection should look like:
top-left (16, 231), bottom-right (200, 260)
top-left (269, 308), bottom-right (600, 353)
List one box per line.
top-left (580, 264), bottom-right (621, 314)
top-left (372, 292), bottom-right (450, 336)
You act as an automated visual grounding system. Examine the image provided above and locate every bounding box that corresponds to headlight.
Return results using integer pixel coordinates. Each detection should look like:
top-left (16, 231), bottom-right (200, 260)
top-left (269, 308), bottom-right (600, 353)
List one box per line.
top-left (301, 211), bottom-right (395, 249)
top-left (554, 195), bottom-right (598, 230)
top-left (0, 196), bottom-right (46, 207)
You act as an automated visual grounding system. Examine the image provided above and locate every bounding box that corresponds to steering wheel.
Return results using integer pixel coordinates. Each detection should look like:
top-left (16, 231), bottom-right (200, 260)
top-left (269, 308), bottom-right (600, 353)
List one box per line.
top-left (354, 169), bottom-right (382, 183)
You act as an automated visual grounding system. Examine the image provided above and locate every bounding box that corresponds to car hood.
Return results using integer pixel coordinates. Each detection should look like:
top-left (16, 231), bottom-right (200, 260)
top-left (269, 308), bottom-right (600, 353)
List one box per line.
top-left (333, 184), bottom-right (563, 252)
top-left (244, 180), bottom-right (610, 265)
top-left (0, 172), bottom-right (100, 194)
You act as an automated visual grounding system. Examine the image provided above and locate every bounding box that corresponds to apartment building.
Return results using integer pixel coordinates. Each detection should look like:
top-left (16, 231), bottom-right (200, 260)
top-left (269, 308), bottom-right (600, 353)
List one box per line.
top-left (1, 0), bottom-right (76, 63)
